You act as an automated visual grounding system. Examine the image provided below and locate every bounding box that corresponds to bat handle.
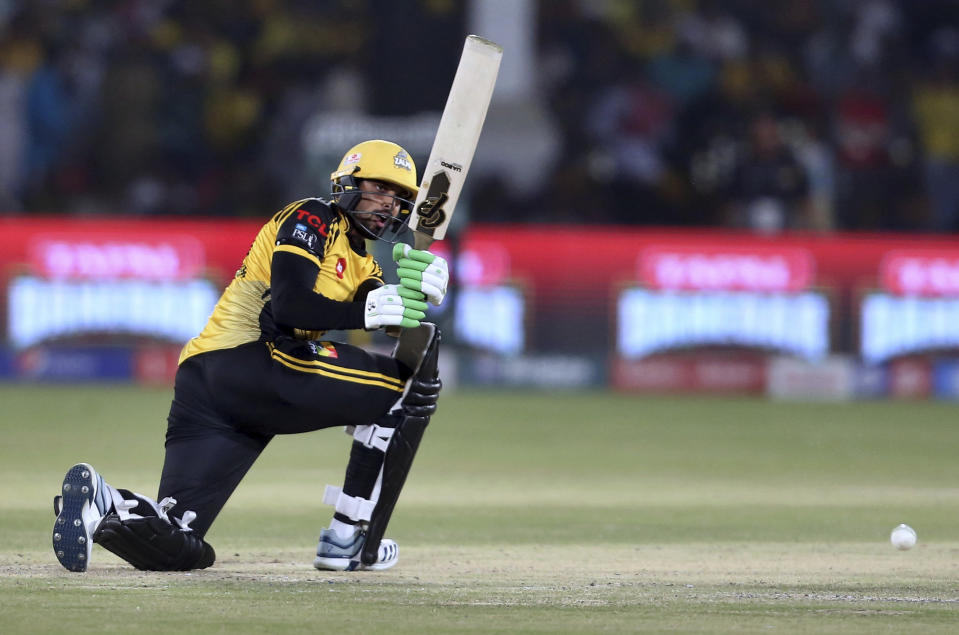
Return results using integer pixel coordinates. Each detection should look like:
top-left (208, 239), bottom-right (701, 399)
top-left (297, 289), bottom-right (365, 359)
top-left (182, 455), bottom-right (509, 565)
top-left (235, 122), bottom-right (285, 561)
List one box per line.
top-left (412, 232), bottom-right (435, 251)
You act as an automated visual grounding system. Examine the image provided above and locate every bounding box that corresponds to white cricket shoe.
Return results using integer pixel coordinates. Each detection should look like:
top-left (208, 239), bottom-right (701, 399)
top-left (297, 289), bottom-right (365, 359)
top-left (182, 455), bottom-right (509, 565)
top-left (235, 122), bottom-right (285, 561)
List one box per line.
top-left (313, 527), bottom-right (398, 571)
top-left (52, 463), bottom-right (111, 572)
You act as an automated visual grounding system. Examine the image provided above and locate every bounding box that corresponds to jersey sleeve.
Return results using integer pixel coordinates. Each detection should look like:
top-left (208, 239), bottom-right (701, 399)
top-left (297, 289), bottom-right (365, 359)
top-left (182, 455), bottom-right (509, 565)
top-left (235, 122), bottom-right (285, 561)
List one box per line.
top-left (274, 199), bottom-right (336, 264)
top-left (270, 251), bottom-right (367, 332)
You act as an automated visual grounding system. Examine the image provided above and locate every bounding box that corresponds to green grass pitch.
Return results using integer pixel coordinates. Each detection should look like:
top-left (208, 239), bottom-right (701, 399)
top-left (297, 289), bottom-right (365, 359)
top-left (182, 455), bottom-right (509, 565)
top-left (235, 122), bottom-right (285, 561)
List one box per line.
top-left (2, 384), bottom-right (958, 633)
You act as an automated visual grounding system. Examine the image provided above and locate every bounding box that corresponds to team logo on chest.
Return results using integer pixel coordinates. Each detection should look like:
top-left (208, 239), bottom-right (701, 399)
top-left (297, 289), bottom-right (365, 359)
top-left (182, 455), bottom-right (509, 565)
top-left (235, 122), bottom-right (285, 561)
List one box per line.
top-left (336, 257), bottom-right (347, 279)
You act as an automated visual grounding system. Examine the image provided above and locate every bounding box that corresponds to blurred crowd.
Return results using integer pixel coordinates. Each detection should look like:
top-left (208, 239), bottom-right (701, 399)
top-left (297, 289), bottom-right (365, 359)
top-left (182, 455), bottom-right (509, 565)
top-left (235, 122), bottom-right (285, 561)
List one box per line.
top-left (524, 0), bottom-right (959, 232)
top-left (1, 0), bottom-right (958, 233)
top-left (0, 0), bottom-right (462, 219)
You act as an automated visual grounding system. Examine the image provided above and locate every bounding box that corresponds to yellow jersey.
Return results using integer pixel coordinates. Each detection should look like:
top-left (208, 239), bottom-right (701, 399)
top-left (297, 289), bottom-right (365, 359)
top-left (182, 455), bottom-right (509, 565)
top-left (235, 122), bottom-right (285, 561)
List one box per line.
top-left (179, 198), bottom-right (383, 363)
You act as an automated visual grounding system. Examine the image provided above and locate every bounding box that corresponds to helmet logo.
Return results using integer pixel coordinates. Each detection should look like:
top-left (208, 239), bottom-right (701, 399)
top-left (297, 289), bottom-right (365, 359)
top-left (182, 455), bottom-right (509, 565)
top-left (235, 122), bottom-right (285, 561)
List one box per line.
top-left (344, 152), bottom-right (362, 165)
top-left (393, 150), bottom-right (413, 171)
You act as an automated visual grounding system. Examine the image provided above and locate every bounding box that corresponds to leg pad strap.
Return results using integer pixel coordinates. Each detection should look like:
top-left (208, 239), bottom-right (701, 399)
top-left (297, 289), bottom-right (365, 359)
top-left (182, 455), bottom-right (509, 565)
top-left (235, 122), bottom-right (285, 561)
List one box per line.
top-left (349, 424), bottom-right (394, 453)
top-left (323, 485), bottom-right (374, 522)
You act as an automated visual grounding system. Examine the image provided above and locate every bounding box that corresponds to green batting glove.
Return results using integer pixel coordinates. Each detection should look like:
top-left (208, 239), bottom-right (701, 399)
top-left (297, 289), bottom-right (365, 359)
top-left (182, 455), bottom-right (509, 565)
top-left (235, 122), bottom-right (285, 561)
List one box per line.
top-left (364, 284), bottom-right (428, 330)
top-left (392, 243), bottom-right (450, 305)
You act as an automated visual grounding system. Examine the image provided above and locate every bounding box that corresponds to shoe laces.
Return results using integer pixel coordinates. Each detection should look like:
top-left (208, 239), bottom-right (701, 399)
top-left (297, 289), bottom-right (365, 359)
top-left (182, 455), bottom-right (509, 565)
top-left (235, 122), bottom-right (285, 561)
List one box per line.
top-left (155, 497), bottom-right (197, 532)
top-left (115, 498), bottom-right (139, 519)
top-left (175, 510), bottom-right (197, 532)
top-left (157, 497), bottom-right (176, 520)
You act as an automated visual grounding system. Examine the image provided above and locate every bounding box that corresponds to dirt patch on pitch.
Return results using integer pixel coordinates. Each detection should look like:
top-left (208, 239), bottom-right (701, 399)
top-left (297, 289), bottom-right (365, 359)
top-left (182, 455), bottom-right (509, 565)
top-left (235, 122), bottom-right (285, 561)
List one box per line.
top-left (5, 542), bottom-right (959, 606)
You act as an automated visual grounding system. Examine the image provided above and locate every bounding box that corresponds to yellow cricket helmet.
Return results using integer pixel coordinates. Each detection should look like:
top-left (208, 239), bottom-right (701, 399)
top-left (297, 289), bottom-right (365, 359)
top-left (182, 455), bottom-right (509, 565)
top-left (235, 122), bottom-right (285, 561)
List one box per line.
top-left (330, 140), bottom-right (418, 243)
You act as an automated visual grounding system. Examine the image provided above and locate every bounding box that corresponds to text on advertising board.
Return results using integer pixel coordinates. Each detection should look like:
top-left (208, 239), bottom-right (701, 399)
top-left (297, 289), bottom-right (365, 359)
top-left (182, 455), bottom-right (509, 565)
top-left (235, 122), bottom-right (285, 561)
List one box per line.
top-left (638, 245), bottom-right (814, 292)
top-left (880, 251), bottom-right (959, 296)
top-left (28, 235), bottom-right (205, 280)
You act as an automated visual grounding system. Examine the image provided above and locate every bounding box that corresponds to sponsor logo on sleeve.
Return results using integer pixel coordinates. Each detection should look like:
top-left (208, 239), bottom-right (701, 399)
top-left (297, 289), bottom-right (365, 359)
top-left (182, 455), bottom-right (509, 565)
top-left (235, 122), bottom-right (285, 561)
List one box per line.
top-left (291, 223), bottom-right (317, 250)
top-left (307, 341), bottom-right (339, 358)
top-left (318, 341), bottom-right (339, 358)
top-left (295, 209), bottom-right (328, 236)
top-left (336, 257), bottom-right (346, 279)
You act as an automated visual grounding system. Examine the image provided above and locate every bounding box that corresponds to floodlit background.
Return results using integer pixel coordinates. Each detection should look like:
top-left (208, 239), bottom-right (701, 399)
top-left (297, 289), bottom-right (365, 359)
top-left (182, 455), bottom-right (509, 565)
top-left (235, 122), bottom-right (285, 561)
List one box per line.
top-left (0, 0), bottom-right (958, 398)
top-left (4, 4), bottom-right (959, 630)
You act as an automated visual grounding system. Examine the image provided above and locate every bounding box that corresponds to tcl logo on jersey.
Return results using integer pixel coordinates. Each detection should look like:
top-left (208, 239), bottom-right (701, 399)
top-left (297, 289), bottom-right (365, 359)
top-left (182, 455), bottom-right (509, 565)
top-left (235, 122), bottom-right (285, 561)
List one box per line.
top-left (295, 209), bottom-right (328, 236)
top-left (335, 258), bottom-right (346, 279)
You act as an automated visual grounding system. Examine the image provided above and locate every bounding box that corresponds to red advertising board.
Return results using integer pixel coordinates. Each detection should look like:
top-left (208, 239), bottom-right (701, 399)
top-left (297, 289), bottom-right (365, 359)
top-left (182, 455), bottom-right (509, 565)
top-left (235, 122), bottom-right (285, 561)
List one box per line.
top-left (2, 216), bottom-right (959, 359)
top-left (0, 217), bottom-right (262, 285)
top-left (4, 217), bottom-right (956, 295)
top-left (457, 225), bottom-right (959, 303)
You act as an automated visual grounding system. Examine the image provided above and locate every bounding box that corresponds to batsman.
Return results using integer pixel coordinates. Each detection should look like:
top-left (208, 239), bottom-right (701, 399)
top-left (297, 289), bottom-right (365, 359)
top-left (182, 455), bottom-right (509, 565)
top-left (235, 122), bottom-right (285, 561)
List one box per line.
top-left (51, 140), bottom-right (450, 572)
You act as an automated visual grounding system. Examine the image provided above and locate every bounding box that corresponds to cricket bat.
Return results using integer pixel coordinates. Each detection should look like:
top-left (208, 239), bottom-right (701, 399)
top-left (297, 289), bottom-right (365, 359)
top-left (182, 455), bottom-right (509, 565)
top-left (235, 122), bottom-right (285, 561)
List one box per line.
top-left (407, 34), bottom-right (503, 250)
top-left (357, 38), bottom-right (501, 564)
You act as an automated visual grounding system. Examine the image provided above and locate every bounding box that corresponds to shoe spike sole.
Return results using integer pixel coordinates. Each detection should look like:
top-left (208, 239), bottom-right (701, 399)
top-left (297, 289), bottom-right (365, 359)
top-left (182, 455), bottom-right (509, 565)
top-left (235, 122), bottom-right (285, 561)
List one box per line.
top-left (53, 464), bottom-right (97, 572)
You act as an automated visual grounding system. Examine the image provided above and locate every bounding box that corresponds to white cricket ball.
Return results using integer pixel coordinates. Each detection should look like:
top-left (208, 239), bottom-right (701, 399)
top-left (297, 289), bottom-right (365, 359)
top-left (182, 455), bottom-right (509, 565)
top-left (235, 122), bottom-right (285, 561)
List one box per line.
top-left (890, 523), bottom-right (917, 550)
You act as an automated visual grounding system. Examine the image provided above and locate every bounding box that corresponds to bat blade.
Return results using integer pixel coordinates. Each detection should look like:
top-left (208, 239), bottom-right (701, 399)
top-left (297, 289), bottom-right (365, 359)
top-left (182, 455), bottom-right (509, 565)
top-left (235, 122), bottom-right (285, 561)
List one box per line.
top-left (408, 35), bottom-right (502, 249)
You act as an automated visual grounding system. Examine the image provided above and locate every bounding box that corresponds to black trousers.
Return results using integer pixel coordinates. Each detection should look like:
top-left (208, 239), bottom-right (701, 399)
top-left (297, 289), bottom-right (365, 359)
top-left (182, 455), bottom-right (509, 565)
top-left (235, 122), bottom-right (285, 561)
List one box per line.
top-left (157, 338), bottom-right (411, 537)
